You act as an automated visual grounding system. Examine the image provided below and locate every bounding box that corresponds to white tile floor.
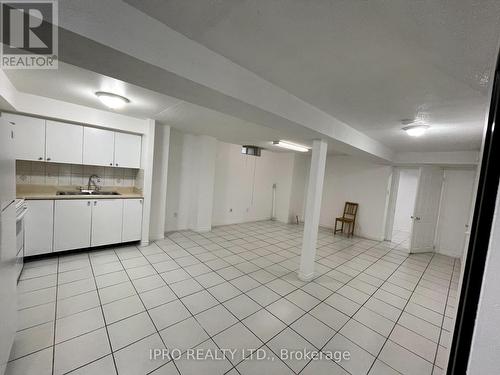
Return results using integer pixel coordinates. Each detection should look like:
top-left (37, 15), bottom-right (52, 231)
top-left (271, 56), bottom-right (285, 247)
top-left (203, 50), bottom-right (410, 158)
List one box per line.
top-left (9, 221), bottom-right (459, 375)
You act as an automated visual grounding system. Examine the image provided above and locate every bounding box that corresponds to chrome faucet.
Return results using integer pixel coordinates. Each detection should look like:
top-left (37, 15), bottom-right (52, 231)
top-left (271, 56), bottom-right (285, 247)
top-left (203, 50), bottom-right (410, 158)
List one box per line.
top-left (87, 174), bottom-right (101, 192)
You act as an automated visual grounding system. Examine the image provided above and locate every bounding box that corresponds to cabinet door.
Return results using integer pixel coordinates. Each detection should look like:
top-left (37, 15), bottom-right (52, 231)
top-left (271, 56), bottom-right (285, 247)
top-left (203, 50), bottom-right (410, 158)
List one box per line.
top-left (122, 199), bottom-right (143, 242)
top-left (83, 127), bottom-right (115, 167)
top-left (25, 200), bottom-right (54, 256)
top-left (46, 120), bottom-right (83, 164)
top-left (3, 113), bottom-right (45, 161)
top-left (54, 200), bottom-right (91, 251)
top-left (91, 199), bottom-right (123, 247)
top-left (114, 132), bottom-right (142, 168)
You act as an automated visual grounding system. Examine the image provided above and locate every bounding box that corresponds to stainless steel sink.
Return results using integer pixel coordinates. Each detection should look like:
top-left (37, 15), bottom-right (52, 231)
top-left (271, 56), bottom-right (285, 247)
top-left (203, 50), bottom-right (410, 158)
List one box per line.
top-left (56, 191), bottom-right (121, 196)
top-left (57, 191), bottom-right (91, 195)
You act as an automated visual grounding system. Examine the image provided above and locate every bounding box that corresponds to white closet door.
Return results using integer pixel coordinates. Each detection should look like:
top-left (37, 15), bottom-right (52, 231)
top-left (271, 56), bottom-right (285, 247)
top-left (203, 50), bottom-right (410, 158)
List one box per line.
top-left (83, 127), bottom-right (115, 167)
top-left (46, 121), bottom-right (83, 164)
top-left (410, 166), bottom-right (444, 253)
top-left (435, 169), bottom-right (476, 257)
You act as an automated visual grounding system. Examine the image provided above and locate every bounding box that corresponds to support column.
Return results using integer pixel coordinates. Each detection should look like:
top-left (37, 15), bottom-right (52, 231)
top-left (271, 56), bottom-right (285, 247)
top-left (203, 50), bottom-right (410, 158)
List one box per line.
top-left (193, 135), bottom-right (217, 232)
top-left (298, 139), bottom-right (328, 281)
top-left (150, 124), bottom-right (171, 240)
top-left (140, 119), bottom-right (156, 246)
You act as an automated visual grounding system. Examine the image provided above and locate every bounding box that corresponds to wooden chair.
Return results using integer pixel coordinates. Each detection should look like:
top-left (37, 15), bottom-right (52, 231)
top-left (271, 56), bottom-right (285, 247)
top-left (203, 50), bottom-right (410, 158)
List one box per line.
top-left (334, 202), bottom-right (359, 238)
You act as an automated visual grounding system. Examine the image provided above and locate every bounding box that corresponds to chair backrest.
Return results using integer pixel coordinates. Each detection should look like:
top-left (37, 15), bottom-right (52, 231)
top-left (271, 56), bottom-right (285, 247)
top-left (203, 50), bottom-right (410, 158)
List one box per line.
top-left (343, 202), bottom-right (359, 220)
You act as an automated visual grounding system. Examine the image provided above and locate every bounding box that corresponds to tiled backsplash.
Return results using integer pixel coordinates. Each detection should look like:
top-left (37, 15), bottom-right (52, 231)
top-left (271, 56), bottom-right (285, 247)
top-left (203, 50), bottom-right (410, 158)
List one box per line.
top-left (16, 161), bottom-right (138, 187)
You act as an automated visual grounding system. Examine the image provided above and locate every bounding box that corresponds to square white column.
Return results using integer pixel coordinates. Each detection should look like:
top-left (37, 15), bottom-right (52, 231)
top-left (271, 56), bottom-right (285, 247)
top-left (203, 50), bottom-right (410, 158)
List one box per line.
top-left (298, 139), bottom-right (328, 281)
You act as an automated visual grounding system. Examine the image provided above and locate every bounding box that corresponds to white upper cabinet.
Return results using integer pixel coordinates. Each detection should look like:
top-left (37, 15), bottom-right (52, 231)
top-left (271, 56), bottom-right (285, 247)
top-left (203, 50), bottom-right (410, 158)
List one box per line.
top-left (91, 199), bottom-right (123, 247)
top-left (3, 113), bottom-right (142, 169)
top-left (4, 113), bottom-right (46, 161)
top-left (46, 120), bottom-right (84, 164)
top-left (114, 132), bottom-right (141, 168)
top-left (83, 127), bottom-right (115, 167)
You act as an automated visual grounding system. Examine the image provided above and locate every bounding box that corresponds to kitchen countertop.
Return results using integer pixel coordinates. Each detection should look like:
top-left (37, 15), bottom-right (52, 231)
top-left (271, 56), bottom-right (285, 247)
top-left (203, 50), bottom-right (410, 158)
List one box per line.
top-left (17, 185), bottom-right (144, 200)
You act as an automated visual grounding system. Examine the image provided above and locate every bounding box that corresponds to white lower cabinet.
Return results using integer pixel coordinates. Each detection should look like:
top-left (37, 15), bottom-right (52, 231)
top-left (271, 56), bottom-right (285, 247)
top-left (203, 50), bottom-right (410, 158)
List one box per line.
top-left (54, 200), bottom-right (92, 252)
top-left (25, 200), bottom-right (54, 256)
top-left (27, 198), bottom-right (143, 256)
top-left (91, 199), bottom-right (123, 247)
top-left (122, 199), bottom-right (143, 242)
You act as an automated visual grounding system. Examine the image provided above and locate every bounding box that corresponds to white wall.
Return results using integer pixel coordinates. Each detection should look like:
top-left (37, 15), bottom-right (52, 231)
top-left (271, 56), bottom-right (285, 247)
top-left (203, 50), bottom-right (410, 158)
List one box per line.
top-left (288, 153), bottom-right (309, 223)
top-left (212, 143), bottom-right (294, 225)
top-left (435, 168), bottom-right (476, 257)
top-left (319, 156), bottom-right (392, 240)
top-left (285, 154), bottom-right (392, 240)
top-left (393, 169), bottom-right (419, 233)
top-left (165, 129), bottom-right (295, 231)
top-left (467, 192), bottom-right (500, 374)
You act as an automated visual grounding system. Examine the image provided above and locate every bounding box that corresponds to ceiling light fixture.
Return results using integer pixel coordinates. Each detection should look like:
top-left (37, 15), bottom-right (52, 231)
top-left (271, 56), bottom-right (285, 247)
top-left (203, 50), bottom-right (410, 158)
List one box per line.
top-left (95, 91), bottom-right (130, 109)
top-left (272, 140), bottom-right (310, 152)
top-left (402, 124), bottom-right (429, 137)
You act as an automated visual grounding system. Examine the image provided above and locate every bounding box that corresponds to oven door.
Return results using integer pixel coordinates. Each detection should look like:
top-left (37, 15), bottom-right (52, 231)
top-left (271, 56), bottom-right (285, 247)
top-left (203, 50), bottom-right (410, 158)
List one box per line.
top-left (15, 205), bottom-right (27, 280)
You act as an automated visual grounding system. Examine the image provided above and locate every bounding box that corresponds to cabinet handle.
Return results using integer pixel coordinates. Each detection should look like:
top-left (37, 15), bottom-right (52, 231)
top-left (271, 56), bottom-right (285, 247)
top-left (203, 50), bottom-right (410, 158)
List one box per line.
top-left (94, 201), bottom-right (97, 206)
top-left (109, 163), bottom-right (113, 166)
top-left (38, 157), bottom-right (43, 160)
top-left (87, 201), bottom-right (90, 206)
top-left (46, 157), bottom-right (51, 161)
top-left (115, 163), bottom-right (118, 167)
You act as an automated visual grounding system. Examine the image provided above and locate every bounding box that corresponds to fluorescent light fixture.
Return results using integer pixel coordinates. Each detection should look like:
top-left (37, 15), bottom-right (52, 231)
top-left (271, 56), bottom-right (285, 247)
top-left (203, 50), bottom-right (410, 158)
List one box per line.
top-left (272, 140), bottom-right (310, 152)
top-left (95, 91), bottom-right (130, 109)
top-left (402, 125), bottom-right (429, 137)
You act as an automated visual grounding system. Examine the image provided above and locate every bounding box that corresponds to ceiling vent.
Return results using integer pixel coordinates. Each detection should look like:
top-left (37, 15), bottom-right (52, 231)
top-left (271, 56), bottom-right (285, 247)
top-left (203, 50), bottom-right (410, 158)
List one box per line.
top-left (241, 145), bottom-right (261, 157)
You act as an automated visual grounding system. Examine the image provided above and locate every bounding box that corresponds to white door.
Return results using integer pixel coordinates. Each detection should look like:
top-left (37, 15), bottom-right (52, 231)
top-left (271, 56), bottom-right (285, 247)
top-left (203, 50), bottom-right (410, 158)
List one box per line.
top-left (45, 121), bottom-right (84, 164)
top-left (83, 127), bottom-right (115, 167)
top-left (410, 166), bottom-right (444, 253)
top-left (4, 113), bottom-right (46, 162)
top-left (54, 200), bottom-right (92, 251)
top-left (25, 200), bottom-right (54, 256)
top-left (114, 132), bottom-right (141, 168)
top-left (122, 199), bottom-right (143, 242)
top-left (435, 169), bottom-right (476, 257)
top-left (91, 199), bottom-right (123, 246)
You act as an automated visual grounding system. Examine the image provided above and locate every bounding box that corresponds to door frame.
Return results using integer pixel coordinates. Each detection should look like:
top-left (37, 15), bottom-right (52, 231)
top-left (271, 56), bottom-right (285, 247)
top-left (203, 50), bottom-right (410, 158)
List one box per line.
top-left (447, 51), bottom-right (500, 374)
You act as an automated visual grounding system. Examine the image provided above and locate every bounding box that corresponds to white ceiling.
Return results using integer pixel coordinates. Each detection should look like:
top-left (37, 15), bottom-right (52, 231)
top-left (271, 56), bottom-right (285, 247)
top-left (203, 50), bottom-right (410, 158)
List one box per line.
top-left (123, 0), bottom-right (500, 151)
top-left (5, 62), bottom-right (318, 152)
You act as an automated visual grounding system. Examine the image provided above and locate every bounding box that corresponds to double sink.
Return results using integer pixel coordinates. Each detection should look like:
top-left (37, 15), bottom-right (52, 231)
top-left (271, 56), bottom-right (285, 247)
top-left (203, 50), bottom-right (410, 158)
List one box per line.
top-left (56, 191), bottom-right (121, 196)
